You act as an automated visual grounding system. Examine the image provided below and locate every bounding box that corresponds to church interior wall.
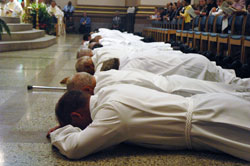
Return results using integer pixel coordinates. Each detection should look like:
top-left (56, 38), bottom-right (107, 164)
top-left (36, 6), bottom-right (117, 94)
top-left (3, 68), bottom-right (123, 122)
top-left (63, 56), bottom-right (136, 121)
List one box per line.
top-left (76, 0), bottom-right (126, 6)
top-left (55, 0), bottom-right (162, 33)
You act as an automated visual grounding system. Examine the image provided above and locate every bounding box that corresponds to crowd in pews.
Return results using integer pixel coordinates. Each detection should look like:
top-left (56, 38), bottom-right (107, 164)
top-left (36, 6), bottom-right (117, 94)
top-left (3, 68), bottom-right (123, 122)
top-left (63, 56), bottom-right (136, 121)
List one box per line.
top-left (146, 0), bottom-right (250, 79)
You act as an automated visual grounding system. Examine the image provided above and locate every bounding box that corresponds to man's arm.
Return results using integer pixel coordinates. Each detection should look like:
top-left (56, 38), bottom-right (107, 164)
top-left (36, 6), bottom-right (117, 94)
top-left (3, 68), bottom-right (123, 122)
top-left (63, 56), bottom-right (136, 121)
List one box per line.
top-left (86, 17), bottom-right (91, 25)
top-left (50, 107), bottom-right (126, 159)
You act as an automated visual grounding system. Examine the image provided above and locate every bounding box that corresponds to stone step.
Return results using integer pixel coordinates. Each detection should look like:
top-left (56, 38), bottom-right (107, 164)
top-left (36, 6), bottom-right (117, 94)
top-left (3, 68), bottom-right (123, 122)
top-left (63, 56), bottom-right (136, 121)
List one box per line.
top-left (1, 29), bottom-right (45, 41)
top-left (0, 16), bottom-right (20, 23)
top-left (7, 23), bottom-right (33, 32)
top-left (0, 35), bottom-right (57, 52)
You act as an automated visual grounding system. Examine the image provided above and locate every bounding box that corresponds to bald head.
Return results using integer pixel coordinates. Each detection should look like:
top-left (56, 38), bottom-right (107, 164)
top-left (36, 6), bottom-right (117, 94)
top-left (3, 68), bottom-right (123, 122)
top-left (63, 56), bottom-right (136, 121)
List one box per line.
top-left (77, 48), bottom-right (93, 59)
top-left (67, 72), bottom-right (96, 94)
top-left (75, 56), bottom-right (95, 75)
top-left (93, 35), bottom-right (102, 43)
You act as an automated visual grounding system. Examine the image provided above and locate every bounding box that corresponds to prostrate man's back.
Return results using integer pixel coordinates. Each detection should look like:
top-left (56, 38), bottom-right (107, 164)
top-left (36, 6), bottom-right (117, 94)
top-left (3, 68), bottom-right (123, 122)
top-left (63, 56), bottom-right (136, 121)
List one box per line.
top-left (51, 84), bottom-right (250, 161)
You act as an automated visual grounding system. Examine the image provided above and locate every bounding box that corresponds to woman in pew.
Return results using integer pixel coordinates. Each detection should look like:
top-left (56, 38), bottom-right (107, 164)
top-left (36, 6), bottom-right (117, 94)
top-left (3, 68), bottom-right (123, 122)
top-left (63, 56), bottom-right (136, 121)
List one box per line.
top-left (180, 0), bottom-right (192, 30)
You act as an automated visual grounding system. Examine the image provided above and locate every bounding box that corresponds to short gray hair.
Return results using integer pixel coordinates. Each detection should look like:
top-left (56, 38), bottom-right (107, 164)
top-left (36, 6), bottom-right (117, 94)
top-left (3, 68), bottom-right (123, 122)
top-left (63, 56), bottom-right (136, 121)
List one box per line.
top-left (67, 72), bottom-right (94, 91)
top-left (75, 56), bottom-right (95, 75)
top-left (76, 48), bottom-right (93, 59)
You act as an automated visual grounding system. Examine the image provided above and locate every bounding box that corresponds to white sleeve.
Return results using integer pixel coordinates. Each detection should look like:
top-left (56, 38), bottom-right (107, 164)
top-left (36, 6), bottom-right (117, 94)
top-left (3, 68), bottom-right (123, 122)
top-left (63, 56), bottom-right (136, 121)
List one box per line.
top-left (50, 107), bottom-right (126, 159)
top-left (14, 3), bottom-right (22, 15)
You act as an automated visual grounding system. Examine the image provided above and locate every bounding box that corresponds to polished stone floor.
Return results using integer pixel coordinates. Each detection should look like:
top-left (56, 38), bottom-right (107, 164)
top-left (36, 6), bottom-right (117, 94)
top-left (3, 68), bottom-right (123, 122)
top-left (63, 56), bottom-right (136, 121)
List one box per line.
top-left (0, 34), bottom-right (249, 166)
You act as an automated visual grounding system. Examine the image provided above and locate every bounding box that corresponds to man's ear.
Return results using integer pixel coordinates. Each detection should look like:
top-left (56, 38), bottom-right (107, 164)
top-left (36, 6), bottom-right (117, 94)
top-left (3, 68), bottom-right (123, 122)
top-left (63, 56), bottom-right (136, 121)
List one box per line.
top-left (60, 77), bottom-right (70, 84)
top-left (70, 112), bottom-right (82, 121)
top-left (81, 86), bottom-right (94, 95)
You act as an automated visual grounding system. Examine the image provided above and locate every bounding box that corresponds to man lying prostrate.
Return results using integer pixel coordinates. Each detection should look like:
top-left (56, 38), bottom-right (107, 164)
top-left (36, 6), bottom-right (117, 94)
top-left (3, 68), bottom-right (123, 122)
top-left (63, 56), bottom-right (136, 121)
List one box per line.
top-left (91, 28), bottom-right (143, 43)
top-left (76, 46), bottom-right (129, 73)
top-left (64, 70), bottom-right (250, 99)
top-left (91, 28), bottom-right (172, 50)
top-left (76, 48), bottom-right (93, 59)
top-left (121, 53), bottom-right (250, 87)
top-left (48, 85), bottom-right (250, 161)
top-left (75, 48), bottom-right (250, 86)
top-left (77, 44), bottom-right (180, 73)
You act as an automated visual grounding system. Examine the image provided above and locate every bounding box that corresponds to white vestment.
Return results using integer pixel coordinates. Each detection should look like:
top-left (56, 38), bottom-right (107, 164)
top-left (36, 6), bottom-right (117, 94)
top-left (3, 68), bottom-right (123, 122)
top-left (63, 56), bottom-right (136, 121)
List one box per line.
top-left (91, 45), bottom-right (176, 73)
top-left (51, 84), bottom-right (250, 161)
top-left (94, 69), bottom-right (250, 99)
top-left (4, 0), bottom-right (22, 17)
top-left (121, 53), bottom-right (250, 87)
top-left (93, 28), bottom-right (172, 50)
top-left (0, 2), bottom-right (6, 16)
top-left (47, 5), bottom-right (64, 36)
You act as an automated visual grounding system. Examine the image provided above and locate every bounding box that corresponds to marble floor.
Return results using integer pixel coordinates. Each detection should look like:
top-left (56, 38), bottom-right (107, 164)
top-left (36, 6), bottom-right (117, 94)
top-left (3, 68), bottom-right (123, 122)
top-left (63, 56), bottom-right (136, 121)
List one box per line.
top-left (0, 34), bottom-right (249, 166)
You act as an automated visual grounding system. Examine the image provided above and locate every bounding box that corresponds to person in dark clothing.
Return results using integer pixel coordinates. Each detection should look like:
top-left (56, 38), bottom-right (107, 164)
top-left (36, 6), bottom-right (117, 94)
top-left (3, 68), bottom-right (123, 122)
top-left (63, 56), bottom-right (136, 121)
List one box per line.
top-left (79, 12), bottom-right (91, 34)
top-left (206, 0), bottom-right (217, 16)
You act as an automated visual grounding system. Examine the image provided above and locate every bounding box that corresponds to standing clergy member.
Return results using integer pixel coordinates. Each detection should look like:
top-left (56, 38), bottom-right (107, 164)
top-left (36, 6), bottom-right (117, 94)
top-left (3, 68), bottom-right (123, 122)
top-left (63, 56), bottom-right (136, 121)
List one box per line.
top-left (4, 0), bottom-right (22, 17)
top-left (47, 0), bottom-right (64, 36)
top-left (48, 84), bottom-right (250, 161)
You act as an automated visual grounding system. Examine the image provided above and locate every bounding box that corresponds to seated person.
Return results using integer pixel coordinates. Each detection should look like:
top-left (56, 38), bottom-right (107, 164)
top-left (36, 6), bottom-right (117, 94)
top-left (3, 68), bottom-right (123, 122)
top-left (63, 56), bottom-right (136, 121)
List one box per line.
top-left (4, 0), bottom-right (22, 17)
top-left (63, 1), bottom-right (74, 20)
top-left (209, 0), bottom-right (229, 32)
top-left (206, 0), bottom-right (217, 15)
top-left (149, 7), bottom-right (160, 20)
top-left (179, 0), bottom-right (192, 30)
top-left (194, 0), bottom-right (208, 16)
top-left (79, 12), bottom-right (91, 34)
top-left (48, 85), bottom-right (250, 161)
top-left (65, 16), bottom-right (75, 33)
top-left (47, 0), bottom-right (64, 36)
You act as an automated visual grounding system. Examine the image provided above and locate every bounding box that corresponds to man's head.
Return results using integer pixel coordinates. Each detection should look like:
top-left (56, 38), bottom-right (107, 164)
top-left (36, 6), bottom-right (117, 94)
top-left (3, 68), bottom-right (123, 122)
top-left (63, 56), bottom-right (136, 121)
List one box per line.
top-left (115, 10), bottom-right (120, 16)
top-left (199, 0), bottom-right (206, 6)
top-left (158, 7), bottom-right (164, 13)
top-left (66, 72), bottom-right (96, 95)
top-left (55, 90), bottom-right (92, 129)
top-left (75, 56), bottom-right (95, 74)
top-left (217, 0), bottom-right (223, 6)
top-left (9, 0), bottom-right (14, 2)
top-left (182, 0), bottom-right (191, 6)
top-left (51, 0), bottom-right (56, 7)
top-left (177, 0), bottom-right (182, 7)
top-left (68, 1), bottom-right (72, 6)
top-left (247, 4), bottom-right (250, 12)
top-left (83, 12), bottom-right (87, 17)
top-left (77, 48), bottom-right (93, 59)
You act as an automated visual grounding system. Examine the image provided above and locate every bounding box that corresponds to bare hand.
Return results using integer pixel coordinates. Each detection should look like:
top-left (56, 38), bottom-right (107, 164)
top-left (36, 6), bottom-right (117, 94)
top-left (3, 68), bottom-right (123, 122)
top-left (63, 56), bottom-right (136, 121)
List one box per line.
top-left (47, 126), bottom-right (61, 139)
top-left (211, 7), bottom-right (216, 12)
top-left (194, 10), bottom-right (200, 15)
